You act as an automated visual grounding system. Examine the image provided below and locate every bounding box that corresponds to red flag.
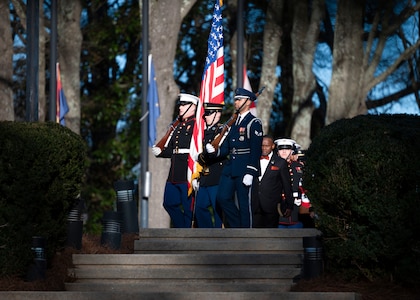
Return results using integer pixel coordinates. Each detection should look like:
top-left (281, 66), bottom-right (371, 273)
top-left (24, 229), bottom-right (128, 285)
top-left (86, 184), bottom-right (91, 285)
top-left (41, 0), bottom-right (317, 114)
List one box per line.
top-left (243, 65), bottom-right (256, 116)
top-left (56, 63), bottom-right (69, 126)
top-left (188, 0), bottom-right (224, 193)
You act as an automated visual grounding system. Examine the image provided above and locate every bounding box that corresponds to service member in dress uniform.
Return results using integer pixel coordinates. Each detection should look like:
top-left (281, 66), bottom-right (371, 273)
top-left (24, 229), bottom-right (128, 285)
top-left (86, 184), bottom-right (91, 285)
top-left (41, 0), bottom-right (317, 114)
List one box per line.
top-left (206, 88), bottom-right (263, 228)
top-left (252, 136), bottom-right (293, 228)
top-left (291, 145), bottom-right (316, 228)
top-left (275, 138), bottom-right (303, 228)
top-left (152, 93), bottom-right (198, 228)
top-left (193, 102), bottom-right (226, 228)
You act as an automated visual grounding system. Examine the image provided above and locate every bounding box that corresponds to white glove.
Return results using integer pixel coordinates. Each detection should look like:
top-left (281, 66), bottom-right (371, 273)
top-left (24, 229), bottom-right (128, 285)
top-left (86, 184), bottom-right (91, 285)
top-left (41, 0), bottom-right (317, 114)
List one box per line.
top-left (302, 194), bottom-right (310, 204)
top-left (294, 198), bottom-right (302, 206)
top-left (205, 143), bottom-right (215, 154)
top-left (242, 174), bottom-right (253, 186)
top-left (192, 179), bottom-right (199, 191)
top-left (152, 146), bottom-right (162, 156)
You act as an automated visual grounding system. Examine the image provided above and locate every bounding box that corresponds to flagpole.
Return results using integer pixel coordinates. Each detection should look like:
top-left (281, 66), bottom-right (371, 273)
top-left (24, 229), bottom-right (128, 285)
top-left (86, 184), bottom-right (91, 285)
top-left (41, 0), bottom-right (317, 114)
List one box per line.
top-left (140, 0), bottom-right (149, 228)
top-left (237, 0), bottom-right (244, 88)
top-left (49, 0), bottom-right (57, 122)
top-left (26, 0), bottom-right (39, 122)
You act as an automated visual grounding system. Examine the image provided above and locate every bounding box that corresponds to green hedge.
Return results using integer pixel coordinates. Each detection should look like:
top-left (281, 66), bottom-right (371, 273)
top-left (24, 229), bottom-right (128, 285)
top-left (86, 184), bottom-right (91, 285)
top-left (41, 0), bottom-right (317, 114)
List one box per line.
top-left (304, 114), bottom-right (420, 285)
top-left (0, 121), bottom-right (88, 276)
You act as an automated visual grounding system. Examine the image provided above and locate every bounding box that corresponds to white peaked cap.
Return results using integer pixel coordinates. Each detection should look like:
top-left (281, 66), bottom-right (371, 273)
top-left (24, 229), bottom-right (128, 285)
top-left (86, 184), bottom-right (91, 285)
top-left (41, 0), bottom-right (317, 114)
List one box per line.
top-left (274, 138), bottom-right (295, 149)
top-left (178, 93), bottom-right (199, 105)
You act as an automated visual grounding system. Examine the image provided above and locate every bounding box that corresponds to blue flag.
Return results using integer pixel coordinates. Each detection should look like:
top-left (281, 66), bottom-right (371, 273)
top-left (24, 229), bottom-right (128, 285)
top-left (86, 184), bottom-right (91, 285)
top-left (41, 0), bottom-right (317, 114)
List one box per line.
top-left (56, 63), bottom-right (69, 126)
top-left (147, 56), bottom-right (160, 147)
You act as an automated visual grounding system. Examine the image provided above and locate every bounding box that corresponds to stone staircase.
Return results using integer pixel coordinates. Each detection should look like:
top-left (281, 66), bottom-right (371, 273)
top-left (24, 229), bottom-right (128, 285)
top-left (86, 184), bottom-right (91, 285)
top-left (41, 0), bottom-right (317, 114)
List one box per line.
top-left (0, 228), bottom-right (361, 299)
top-left (61, 228), bottom-right (361, 299)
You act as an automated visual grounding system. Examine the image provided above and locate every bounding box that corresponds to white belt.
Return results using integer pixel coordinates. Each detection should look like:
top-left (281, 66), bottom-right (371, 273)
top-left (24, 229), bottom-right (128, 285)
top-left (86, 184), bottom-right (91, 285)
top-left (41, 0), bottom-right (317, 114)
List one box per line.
top-left (173, 148), bottom-right (190, 154)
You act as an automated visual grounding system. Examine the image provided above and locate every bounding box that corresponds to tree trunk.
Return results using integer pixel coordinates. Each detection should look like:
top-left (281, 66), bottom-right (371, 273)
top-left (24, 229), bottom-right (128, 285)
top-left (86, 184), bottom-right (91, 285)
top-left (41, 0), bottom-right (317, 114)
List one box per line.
top-left (58, 0), bottom-right (82, 133)
top-left (0, 0), bottom-right (14, 121)
top-left (326, 0), bottom-right (365, 125)
top-left (147, 0), bottom-right (197, 228)
top-left (257, 0), bottom-right (284, 134)
top-left (290, 0), bottom-right (324, 149)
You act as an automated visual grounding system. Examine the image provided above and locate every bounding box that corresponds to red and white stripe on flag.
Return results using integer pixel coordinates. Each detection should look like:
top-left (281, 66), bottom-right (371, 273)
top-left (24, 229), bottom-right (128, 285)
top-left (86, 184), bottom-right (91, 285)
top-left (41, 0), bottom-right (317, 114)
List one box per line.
top-left (188, 0), bottom-right (225, 191)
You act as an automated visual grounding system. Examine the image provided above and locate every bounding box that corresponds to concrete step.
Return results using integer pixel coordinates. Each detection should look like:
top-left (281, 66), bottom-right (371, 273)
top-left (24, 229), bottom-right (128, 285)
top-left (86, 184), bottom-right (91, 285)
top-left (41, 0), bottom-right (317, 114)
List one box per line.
top-left (0, 291), bottom-right (362, 300)
top-left (71, 253), bottom-right (303, 265)
top-left (65, 281), bottom-right (295, 292)
top-left (135, 228), bottom-right (322, 254)
top-left (68, 266), bottom-right (301, 281)
top-left (137, 228), bottom-right (321, 238)
top-left (66, 228), bottom-right (329, 296)
top-left (67, 253), bottom-right (302, 292)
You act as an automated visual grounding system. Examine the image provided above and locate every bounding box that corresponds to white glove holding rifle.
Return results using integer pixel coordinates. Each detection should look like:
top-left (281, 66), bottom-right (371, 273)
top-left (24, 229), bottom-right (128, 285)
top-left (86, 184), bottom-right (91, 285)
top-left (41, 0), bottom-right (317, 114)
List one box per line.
top-left (192, 179), bottom-right (199, 192)
top-left (152, 145), bottom-right (162, 156)
top-left (205, 143), bottom-right (215, 154)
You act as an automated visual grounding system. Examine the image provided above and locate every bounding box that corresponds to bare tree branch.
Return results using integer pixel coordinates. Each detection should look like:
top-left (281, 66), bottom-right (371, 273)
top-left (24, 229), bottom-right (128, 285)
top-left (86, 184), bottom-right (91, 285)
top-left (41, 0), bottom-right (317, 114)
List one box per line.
top-left (10, 0), bottom-right (26, 31)
top-left (362, 8), bottom-right (380, 71)
top-left (366, 38), bottom-right (420, 91)
top-left (397, 29), bottom-right (420, 110)
top-left (383, 1), bottom-right (420, 36)
top-left (366, 84), bottom-right (418, 109)
top-left (364, 3), bottom-right (393, 83)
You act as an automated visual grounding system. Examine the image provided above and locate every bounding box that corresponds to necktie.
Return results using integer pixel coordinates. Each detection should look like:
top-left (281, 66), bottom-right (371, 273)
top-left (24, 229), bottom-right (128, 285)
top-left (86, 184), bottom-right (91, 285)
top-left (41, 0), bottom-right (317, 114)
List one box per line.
top-left (236, 116), bottom-right (241, 125)
top-left (260, 155), bottom-right (269, 160)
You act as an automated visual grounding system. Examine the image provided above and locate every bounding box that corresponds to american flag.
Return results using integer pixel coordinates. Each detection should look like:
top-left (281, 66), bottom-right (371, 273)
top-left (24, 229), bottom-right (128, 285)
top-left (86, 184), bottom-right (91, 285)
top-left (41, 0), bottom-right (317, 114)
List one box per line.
top-left (188, 0), bottom-right (224, 195)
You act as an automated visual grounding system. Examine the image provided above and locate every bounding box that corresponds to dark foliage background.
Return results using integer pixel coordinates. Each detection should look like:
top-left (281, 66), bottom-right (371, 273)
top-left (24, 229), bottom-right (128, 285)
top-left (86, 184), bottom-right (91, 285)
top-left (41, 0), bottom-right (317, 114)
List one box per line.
top-left (0, 122), bottom-right (88, 276)
top-left (304, 114), bottom-right (420, 285)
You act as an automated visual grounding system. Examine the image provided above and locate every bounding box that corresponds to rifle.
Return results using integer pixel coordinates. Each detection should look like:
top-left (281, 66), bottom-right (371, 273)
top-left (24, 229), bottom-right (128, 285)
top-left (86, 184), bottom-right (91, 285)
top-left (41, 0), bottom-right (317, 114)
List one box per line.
top-left (154, 117), bottom-right (181, 151)
top-left (255, 86), bottom-right (265, 98)
top-left (210, 86), bottom-right (266, 150)
top-left (210, 111), bottom-right (238, 150)
top-left (198, 87), bottom-right (266, 170)
top-left (196, 111), bottom-right (238, 175)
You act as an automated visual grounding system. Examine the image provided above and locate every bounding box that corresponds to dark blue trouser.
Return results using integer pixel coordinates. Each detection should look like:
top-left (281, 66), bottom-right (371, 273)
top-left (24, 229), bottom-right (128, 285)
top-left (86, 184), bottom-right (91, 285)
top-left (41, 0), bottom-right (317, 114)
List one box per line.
top-left (163, 182), bottom-right (192, 228)
top-left (195, 185), bottom-right (222, 228)
top-left (216, 174), bottom-right (252, 228)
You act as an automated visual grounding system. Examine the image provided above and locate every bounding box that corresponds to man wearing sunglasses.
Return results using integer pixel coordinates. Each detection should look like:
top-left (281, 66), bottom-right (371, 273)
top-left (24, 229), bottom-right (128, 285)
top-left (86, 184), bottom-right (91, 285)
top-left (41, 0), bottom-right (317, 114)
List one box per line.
top-left (152, 93), bottom-right (198, 228)
top-left (194, 102), bottom-right (226, 228)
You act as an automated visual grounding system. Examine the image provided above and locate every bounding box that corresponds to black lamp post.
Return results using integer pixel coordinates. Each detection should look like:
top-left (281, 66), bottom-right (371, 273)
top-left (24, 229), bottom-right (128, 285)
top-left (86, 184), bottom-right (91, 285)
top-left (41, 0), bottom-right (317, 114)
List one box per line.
top-left (100, 211), bottom-right (123, 250)
top-left (66, 197), bottom-right (84, 250)
top-left (302, 235), bottom-right (324, 280)
top-left (26, 236), bottom-right (47, 281)
top-left (114, 180), bottom-right (139, 233)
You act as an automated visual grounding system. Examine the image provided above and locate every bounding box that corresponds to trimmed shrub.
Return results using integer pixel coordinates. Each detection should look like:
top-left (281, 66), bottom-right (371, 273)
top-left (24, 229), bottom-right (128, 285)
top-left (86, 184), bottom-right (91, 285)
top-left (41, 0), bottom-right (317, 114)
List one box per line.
top-left (0, 121), bottom-right (88, 276)
top-left (304, 114), bottom-right (420, 284)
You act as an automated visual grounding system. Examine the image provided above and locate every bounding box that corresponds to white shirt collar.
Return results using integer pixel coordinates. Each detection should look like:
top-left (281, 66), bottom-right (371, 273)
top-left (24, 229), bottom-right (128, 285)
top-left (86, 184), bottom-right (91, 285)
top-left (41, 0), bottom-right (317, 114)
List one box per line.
top-left (238, 111), bottom-right (250, 120)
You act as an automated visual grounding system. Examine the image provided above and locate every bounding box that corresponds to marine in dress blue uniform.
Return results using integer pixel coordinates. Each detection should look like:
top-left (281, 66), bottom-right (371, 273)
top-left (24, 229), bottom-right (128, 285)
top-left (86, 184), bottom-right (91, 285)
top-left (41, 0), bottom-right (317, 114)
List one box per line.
top-left (293, 148), bottom-right (315, 228)
top-left (152, 93), bottom-right (198, 228)
top-left (206, 88), bottom-right (263, 228)
top-left (194, 103), bottom-right (226, 228)
top-left (275, 138), bottom-right (303, 228)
